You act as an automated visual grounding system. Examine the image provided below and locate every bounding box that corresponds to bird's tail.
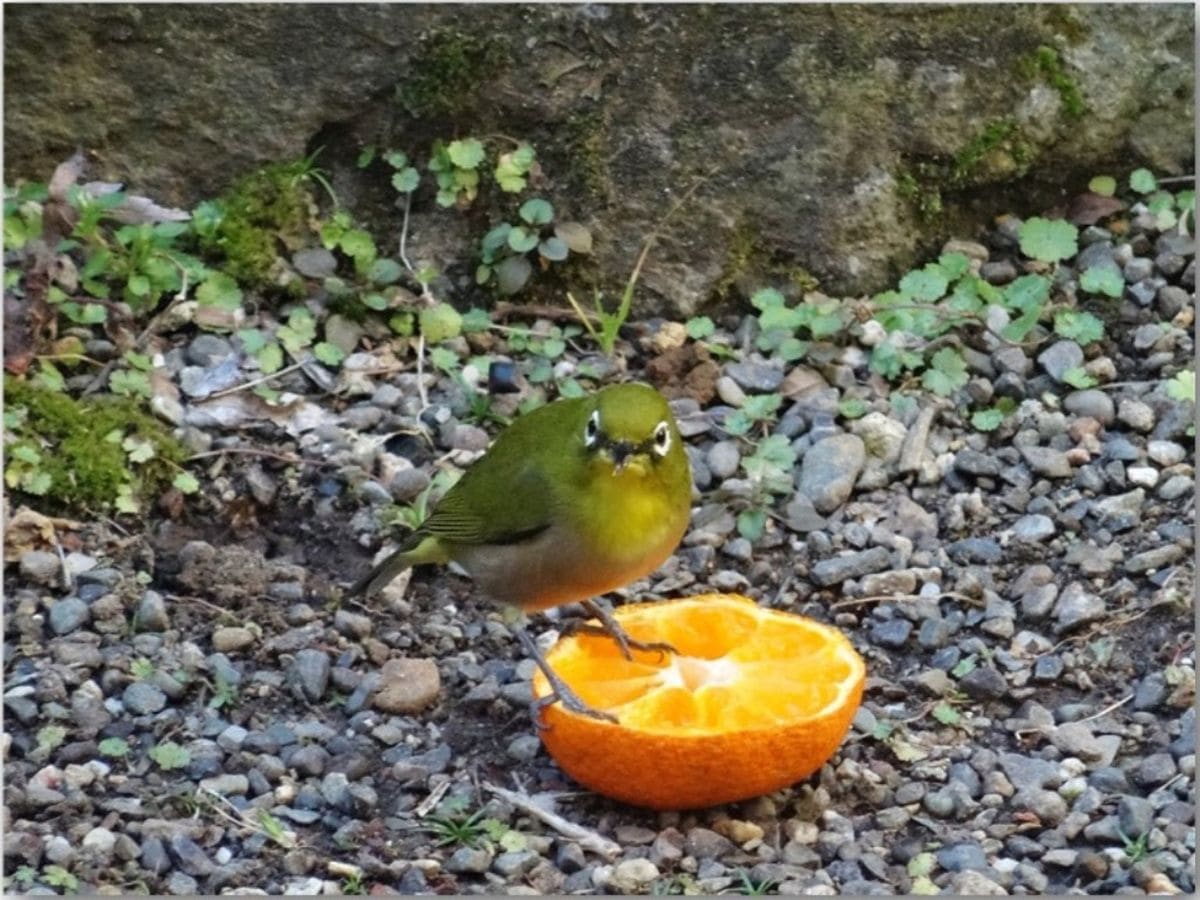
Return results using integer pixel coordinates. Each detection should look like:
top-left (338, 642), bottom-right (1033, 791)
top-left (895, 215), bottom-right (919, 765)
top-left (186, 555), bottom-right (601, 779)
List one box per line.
top-left (345, 532), bottom-right (447, 598)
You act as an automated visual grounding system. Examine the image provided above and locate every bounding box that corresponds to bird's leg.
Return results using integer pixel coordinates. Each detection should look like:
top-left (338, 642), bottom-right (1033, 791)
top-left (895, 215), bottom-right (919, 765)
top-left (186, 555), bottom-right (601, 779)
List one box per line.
top-left (565, 598), bottom-right (676, 662)
top-left (513, 623), bottom-right (617, 727)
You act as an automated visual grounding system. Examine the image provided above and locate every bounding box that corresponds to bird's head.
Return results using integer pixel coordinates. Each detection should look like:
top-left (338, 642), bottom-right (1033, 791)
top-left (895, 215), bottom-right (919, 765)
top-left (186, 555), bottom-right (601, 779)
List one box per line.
top-left (582, 383), bottom-right (683, 478)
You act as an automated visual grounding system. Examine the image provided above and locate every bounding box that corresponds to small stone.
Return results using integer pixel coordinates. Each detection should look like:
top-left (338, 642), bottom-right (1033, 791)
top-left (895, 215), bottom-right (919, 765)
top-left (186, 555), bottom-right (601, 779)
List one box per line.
top-left (716, 376), bottom-right (747, 407)
top-left (1064, 390), bottom-right (1115, 424)
top-left (1118, 795), bottom-right (1155, 837)
top-left (288, 744), bottom-right (329, 777)
top-left (798, 434), bottom-right (866, 514)
top-left (1126, 465), bottom-right (1159, 488)
top-left (1147, 440), bottom-right (1186, 467)
top-left (1053, 583), bottom-right (1106, 633)
top-left (506, 734), bottom-right (541, 763)
top-left (165, 872), bottom-right (199, 896)
top-left (1135, 752), bottom-right (1176, 787)
top-left (200, 773), bottom-right (250, 796)
top-left (959, 666), bottom-right (1008, 700)
top-left (1092, 487), bottom-right (1144, 529)
top-left (1012, 514), bottom-right (1055, 542)
top-left (1158, 475), bottom-right (1192, 500)
top-left (48, 597), bottom-right (90, 635)
top-left (135, 591), bottom-right (170, 632)
top-left (1051, 722), bottom-right (1120, 767)
top-left (333, 609), bottom-right (372, 638)
top-left (1124, 544), bottom-right (1185, 574)
top-left (1123, 257), bottom-right (1154, 283)
top-left (982, 259), bottom-right (1018, 285)
top-left (122, 680), bottom-right (168, 715)
top-left (1027, 789), bottom-right (1068, 825)
top-left (492, 850), bottom-right (540, 878)
top-left (446, 845), bottom-right (494, 874)
top-left (1038, 341), bottom-right (1084, 381)
top-left (726, 360), bottom-right (784, 392)
top-left (707, 440), bottom-right (741, 479)
top-left (372, 658), bottom-right (440, 714)
top-left (937, 842), bottom-right (988, 872)
top-left (810, 546), bottom-right (890, 586)
top-left (947, 538), bottom-right (1002, 564)
top-left (610, 858), bottom-right (661, 892)
top-left (169, 834), bottom-right (215, 877)
top-left (217, 724), bottom-right (249, 751)
top-left (1156, 284), bottom-right (1190, 317)
top-left (212, 626), bottom-right (256, 653)
top-left (684, 827), bottom-right (735, 859)
top-left (870, 619), bottom-right (912, 648)
top-left (1019, 445), bottom-right (1073, 478)
top-left (1133, 673), bottom-right (1168, 711)
top-left (187, 333), bottom-right (234, 366)
top-left (1117, 398), bottom-right (1156, 432)
top-left (292, 247), bottom-right (338, 278)
top-left (82, 827), bottom-right (116, 856)
top-left (293, 649), bottom-right (331, 701)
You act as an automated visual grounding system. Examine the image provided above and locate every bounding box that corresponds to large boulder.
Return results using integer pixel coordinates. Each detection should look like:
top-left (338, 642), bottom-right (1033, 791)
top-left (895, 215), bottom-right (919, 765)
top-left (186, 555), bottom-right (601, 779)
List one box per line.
top-left (4, 5), bottom-right (1193, 313)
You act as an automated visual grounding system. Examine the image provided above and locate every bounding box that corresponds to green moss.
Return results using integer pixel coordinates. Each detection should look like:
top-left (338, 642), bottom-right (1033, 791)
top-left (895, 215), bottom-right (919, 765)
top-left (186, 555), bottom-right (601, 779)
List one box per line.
top-left (4, 377), bottom-right (185, 512)
top-left (1018, 45), bottom-right (1087, 120)
top-left (563, 107), bottom-right (611, 202)
top-left (395, 31), bottom-right (507, 118)
top-left (202, 159), bottom-right (318, 288)
top-left (952, 119), bottom-right (1018, 182)
top-left (713, 219), bottom-right (819, 303)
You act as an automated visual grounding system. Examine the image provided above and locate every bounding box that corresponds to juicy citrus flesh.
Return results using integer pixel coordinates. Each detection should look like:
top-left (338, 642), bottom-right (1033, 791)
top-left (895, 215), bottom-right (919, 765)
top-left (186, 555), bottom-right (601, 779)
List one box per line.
top-left (532, 594), bottom-right (866, 810)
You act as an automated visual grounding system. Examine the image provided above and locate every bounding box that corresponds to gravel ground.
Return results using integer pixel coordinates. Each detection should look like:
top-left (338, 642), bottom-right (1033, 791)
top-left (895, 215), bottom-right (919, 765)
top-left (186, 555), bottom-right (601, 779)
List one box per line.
top-left (3, 201), bottom-right (1195, 895)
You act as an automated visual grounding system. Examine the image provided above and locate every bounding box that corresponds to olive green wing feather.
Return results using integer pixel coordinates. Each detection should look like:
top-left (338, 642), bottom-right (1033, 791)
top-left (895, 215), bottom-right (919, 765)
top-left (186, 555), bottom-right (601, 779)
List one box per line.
top-left (419, 459), bottom-right (555, 546)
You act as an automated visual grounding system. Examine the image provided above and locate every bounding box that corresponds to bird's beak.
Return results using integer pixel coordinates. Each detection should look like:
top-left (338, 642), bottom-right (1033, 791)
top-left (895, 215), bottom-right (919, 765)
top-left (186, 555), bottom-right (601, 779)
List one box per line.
top-left (610, 441), bottom-right (634, 473)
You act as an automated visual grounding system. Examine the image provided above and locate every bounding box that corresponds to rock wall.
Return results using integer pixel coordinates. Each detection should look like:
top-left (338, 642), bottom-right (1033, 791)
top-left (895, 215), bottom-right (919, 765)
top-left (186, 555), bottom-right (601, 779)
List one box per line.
top-left (4, 4), bottom-right (1194, 313)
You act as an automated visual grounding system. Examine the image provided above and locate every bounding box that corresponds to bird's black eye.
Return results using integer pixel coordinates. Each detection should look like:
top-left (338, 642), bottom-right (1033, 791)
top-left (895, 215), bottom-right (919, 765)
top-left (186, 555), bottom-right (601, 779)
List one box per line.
top-left (584, 410), bottom-right (600, 447)
top-left (652, 421), bottom-right (671, 456)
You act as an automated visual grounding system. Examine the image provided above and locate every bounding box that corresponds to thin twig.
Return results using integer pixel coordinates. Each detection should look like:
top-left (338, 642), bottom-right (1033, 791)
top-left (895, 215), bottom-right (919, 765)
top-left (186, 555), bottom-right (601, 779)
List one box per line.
top-left (414, 780), bottom-right (451, 818)
top-left (414, 333), bottom-right (429, 411)
top-left (831, 591), bottom-right (984, 610)
top-left (207, 361), bottom-right (308, 399)
top-left (1073, 693), bottom-right (1134, 726)
top-left (53, 534), bottom-right (72, 591)
top-left (186, 447), bottom-right (329, 468)
top-left (483, 781), bottom-right (621, 860)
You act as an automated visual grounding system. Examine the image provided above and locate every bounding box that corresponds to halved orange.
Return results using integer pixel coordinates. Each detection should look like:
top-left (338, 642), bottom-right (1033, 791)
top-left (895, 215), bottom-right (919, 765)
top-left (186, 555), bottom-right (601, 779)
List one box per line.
top-left (531, 594), bottom-right (866, 810)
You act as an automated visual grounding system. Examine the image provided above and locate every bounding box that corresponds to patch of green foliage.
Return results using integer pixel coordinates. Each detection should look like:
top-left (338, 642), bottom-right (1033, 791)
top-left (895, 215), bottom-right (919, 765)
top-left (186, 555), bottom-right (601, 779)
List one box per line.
top-left (1018, 45), bottom-right (1087, 119)
top-left (395, 31), bottom-right (507, 118)
top-left (479, 198), bottom-right (592, 295)
top-left (4, 377), bottom-right (188, 514)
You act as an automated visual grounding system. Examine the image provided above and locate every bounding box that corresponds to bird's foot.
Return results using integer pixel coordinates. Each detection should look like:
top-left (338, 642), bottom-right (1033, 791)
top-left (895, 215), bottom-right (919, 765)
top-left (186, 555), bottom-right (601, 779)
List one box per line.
top-left (576, 599), bottom-right (677, 662)
top-left (514, 623), bottom-right (618, 729)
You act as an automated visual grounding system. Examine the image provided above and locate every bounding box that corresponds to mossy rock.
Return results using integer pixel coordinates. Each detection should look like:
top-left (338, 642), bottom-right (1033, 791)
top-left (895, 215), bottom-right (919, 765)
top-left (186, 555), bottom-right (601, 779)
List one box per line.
top-left (4, 377), bottom-right (186, 513)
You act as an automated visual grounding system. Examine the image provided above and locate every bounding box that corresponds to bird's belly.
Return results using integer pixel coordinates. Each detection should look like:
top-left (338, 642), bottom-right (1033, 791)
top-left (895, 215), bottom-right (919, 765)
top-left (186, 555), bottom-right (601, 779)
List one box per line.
top-left (454, 520), bottom-right (680, 612)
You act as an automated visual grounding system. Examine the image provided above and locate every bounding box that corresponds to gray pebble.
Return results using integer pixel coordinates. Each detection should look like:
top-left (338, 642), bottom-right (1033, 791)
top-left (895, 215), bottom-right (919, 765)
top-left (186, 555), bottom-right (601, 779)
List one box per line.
top-left (937, 842), bottom-right (988, 872)
top-left (1019, 444), bottom-right (1072, 478)
top-left (1147, 440), bottom-right (1186, 466)
top-left (1135, 752), bottom-right (1176, 787)
top-left (168, 834), bottom-right (215, 877)
top-left (918, 617), bottom-right (954, 649)
top-left (1128, 278), bottom-right (1159, 306)
top-left (1064, 389), bottom-right (1115, 424)
top-left (21, 550), bottom-right (62, 585)
top-left (1156, 284), bottom-right (1190, 317)
top-left (981, 260), bottom-right (1018, 284)
top-left (165, 872), bottom-right (199, 896)
top-left (333, 609), bottom-right (372, 638)
top-left (707, 440), bottom-right (741, 479)
top-left (1012, 514), bottom-right (1055, 542)
top-left (955, 449), bottom-right (1001, 477)
top-left (947, 538), bottom-right (1002, 564)
top-left (959, 666), bottom-right (1008, 700)
top-left (217, 724), bottom-right (249, 751)
top-left (811, 546), bottom-right (890, 586)
top-left (1158, 475), bottom-right (1191, 500)
top-left (798, 434), bottom-right (865, 514)
top-left (135, 591), bottom-right (169, 632)
top-left (1123, 257), bottom-right (1154, 283)
top-left (1117, 398), bottom-right (1156, 432)
top-left (1124, 544), bottom-right (1185, 574)
top-left (684, 827), bottom-right (735, 859)
top-left (506, 734), bottom-right (541, 763)
top-left (493, 850), bottom-right (540, 878)
top-left (293, 649), bottom-right (331, 701)
top-left (49, 597), bottom-right (90, 635)
top-left (1053, 583), bottom-right (1106, 633)
top-left (292, 247), bottom-right (338, 278)
top-left (288, 744), bottom-right (329, 777)
top-left (1092, 488), bottom-right (1144, 529)
top-left (187, 333), bottom-right (234, 366)
top-left (1118, 795), bottom-right (1155, 837)
top-left (390, 468), bottom-right (431, 502)
top-left (1037, 341), bottom-right (1083, 381)
top-left (122, 681), bottom-right (167, 715)
top-left (725, 360), bottom-right (784, 392)
top-left (446, 845), bottom-right (494, 874)
top-left (870, 619), bottom-right (912, 648)
top-left (716, 376), bottom-right (746, 407)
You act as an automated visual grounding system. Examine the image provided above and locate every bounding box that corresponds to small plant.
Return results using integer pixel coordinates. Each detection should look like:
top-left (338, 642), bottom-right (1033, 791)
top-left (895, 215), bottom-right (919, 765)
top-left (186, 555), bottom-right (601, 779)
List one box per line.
top-left (429, 138), bottom-right (486, 208)
top-left (478, 198), bottom-right (592, 295)
top-left (341, 870), bottom-right (366, 895)
top-left (208, 672), bottom-right (240, 710)
top-left (130, 657), bottom-right (156, 680)
top-left (42, 865), bottom-right (79, 893)
top-left (735, 434), bottom-right (796, 542)
top-left (1119, 827), bottom-right (1151, 864)
top-left (750, 286), bottom-right (846, 363)
top-left (98, 736), bottom-right (132, 758)
top-left (36, 724), bottom-right (68, 754)
top-left (423, 809), bottom-right (491, 848)
top-left (726, 869), bottom-right (778, 896)
top-left (148, 741), bottom-right (191, 771)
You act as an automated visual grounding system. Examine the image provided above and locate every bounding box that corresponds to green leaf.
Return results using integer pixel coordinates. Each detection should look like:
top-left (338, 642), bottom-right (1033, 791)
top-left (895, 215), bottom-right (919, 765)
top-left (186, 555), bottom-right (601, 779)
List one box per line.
top-left (369, 258), bottom-right (403, 285)
top-left (931, 702), bottom-right (962, 726)
top-left (1054, 309), bottom-right (1105, 345)
top-left (313, 341), bottom-right (346, 366)
top-left (1129, 167), bottom-right (1157, 194)
top-left (1165, 369), bottom-right (1195, 403)
top-left (33, 360), bottom-right (66, 392)
top-left (538, 237), bottom-right (569, 262)
top-left (148, 741), bottom-right (191, 770)
top-left (383, 149), bottom-right (407, 169)
top-left (1002, 274), bottom-right (1051, 312)
top-left (922, 348), bottom-right (968, 397)
top-left (971, 407), bottom-right (1005, 432)
top-left (495, 256), bottom-right (532, 294)
top-left (737, 508), bottom-right (767, 543)
top-left (109, 369), bottom-right (152, 398)
top-left (196, 272), bottom-right (243, 310)
top-left (37, 724), bottom-right (68, 752)
top-left (172, 471), bottom-right (201, 494)
top-left (750, 287), bottom-right (786, 310)
top-left (907, 852), bottom-right (936, 879)
top-left (21, 470), bottom-right (52, 496)
top-left (339, 228), bottom-right (377, 269)
top-left (98, 736), bottom-right (132, 757)
top-left (123, 435), bottom-right (156, 464)
top-left (951, 655), bottom-right (977, 679)
top-left (519, 198), bottom-right (554, 226)
top-left (507, 226), bottom-right (539, 254)
top-left (1018, 216), bottom-right (1078, 263)
top-left (899, 264), bottom-right (949, 302)
top-left (428, 345), bottom-right (459, 374)
top-left (1078, 265), bottom-right (1124, 298)
top-left (742, 393), bottom-right (783, 422)
top-left (126, 273), bottom-right (151, 298)
top-left (475, 264), bottom-right (492, 286)
top-left (357, 146), bottom-right (377, 168)
top-left (461, 307), bottom-right (492, 333)
top-left (838, 397), bottom-right (868, 419)
top-left (419, 303), bottom-right (463, 343)
top-left (1088, 175), bottom-right (1117, 197)
top-left (360, 292), bottom-right (389, 311)
top-left (446, 138), bottom-right (485, 169)
top-left (256, 342), bottom-right (284, 373)
top-left (554, 221), bottom-right (592, 254)
top-left (936, 251), bottom-right (971, 281)
top-left (1061, 366), bottom-right (1098, 389)
top-left (686, 316), bottom-right (715, 340)
top-left (391, 168), bottom-right (420, 193)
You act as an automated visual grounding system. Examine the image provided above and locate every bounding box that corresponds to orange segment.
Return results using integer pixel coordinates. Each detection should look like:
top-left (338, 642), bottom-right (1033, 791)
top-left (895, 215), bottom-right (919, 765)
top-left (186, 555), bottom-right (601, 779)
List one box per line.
top-left (532, 594), bottom-right (865, 810)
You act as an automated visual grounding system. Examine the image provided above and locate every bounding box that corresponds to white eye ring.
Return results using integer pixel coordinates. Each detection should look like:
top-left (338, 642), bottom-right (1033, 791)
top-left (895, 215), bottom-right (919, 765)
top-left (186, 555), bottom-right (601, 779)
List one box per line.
top-left (584, 410), bottom-right (600, 447)
top-left (652, 421), bottom-right (671, 456)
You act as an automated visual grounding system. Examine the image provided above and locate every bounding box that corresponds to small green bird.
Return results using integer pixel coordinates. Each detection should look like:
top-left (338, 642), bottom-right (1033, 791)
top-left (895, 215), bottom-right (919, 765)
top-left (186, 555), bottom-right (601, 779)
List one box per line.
top-left (348, 382), bottom-right (692, 719)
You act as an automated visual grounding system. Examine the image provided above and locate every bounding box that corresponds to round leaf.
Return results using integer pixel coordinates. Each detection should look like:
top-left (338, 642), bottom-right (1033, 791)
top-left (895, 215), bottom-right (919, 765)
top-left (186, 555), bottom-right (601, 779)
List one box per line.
top-left (495, 256), bottom-right (532, 294)
top-left (554, 221), bottom-right (593, 254)
top-left (1088, 175), bottom-right (1116, 197)
top-left (446, 138), bottom-right (485, 169)
top-left (507, 226), bottom-right (539, 254)
top-left (419, 303), bottom-right (463, 343)
top-left (391, 168), bottom-right (420, 193)
top-left (519, 198), bottom-right (554, 226)
top-left (368, 258), bottom-right (403, 285)
top-left (538, 237), bottom-right (569, 262)
top-left (1129, 168), bottom-right (1157, 194)
top-left (1017, 217), bottom-right (1078, 264)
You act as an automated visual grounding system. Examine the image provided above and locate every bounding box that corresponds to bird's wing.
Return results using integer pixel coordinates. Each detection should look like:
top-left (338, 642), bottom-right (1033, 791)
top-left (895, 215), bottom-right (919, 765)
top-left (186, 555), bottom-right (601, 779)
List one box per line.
top-left (418, 460), bottom-right (554, 547)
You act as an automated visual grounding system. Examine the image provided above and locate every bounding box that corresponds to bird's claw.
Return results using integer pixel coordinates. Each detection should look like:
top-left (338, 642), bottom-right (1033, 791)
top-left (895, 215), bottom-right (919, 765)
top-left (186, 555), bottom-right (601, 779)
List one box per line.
top-left (563, 621), bottom-right (676, 661)
top-left (531, 686), bottom-right (618, 730)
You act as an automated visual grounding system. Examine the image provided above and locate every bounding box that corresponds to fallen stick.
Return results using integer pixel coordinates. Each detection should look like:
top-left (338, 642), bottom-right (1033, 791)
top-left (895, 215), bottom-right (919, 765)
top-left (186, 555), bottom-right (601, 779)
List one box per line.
top-left (482, 782), bottom-right (620, 859)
